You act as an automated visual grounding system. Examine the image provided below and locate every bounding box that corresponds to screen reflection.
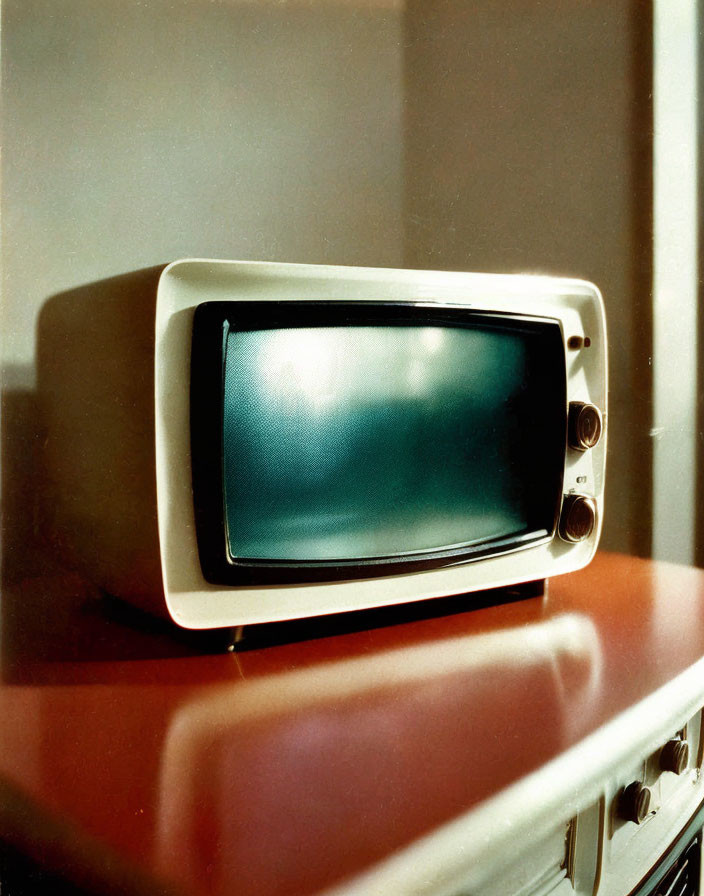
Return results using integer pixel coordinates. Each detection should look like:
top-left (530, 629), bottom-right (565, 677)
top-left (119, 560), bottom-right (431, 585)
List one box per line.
top-left (223, 324), bottom-right (540, 561)
top-left (156, 613), bottom-right (602, 896)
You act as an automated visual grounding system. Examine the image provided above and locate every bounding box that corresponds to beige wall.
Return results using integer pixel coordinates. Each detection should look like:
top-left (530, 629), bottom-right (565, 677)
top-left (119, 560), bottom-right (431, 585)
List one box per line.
top-left (2, 0), bottom-right (656, 588)
top-left (404, 0), bottom-right (652, 557)
top-left (1, 0), bottom-right (404, 583)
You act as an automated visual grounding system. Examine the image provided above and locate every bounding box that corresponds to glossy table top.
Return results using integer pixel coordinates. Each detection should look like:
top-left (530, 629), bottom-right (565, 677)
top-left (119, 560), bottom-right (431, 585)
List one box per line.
top-left (2, 553), bottom-right (704, 896)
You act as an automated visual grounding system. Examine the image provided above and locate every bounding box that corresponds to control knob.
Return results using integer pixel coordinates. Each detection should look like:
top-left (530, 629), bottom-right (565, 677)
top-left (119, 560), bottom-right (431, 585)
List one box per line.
top-left (661, 738), bottom-right (689, 775)
top-left (568, 402), bottom-right (603, 451)
top-left (619, 781), bottom-right (651, 825)
top-left (558, 495), bottom-right (596, 543)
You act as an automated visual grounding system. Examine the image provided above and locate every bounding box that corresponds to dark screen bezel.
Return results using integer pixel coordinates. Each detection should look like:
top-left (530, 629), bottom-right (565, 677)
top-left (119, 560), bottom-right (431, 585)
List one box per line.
top-left (190, 301), bottom-right (566, 585)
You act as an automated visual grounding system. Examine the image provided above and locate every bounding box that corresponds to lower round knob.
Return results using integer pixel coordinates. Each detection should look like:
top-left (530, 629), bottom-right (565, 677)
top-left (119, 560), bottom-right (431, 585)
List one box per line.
top-left (558, 495), bottom-right (596, 543)
top-left (619, 781), bottom-right (651, 825)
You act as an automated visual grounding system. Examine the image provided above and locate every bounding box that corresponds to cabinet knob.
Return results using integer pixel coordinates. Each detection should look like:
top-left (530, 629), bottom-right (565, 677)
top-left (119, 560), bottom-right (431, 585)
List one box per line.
top-left (619, 781), bottom-right (651, 825)
top-left (661, 739), bottom-right (689, 775)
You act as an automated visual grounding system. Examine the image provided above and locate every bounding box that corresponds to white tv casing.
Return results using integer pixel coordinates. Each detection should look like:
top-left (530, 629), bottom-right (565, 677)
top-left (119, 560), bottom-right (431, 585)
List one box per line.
top-left (155, 260), bottom-right (606, 630)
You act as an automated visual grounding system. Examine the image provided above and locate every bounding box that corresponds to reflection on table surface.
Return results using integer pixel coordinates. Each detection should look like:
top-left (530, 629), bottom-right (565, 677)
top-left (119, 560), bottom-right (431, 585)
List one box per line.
top-left (156, 613), bottom-right (602, 896)
top-left (1, 554), bottom-right (704, 895)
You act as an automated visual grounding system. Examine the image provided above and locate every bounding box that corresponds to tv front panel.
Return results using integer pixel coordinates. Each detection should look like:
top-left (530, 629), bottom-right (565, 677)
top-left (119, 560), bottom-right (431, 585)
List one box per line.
top-left (155, 260), bottom-right (606, 629)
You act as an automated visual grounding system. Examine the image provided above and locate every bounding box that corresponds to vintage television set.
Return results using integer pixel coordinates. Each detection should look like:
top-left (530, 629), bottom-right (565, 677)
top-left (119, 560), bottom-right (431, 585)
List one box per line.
top-left (40, 260), bottom-right (607, 630)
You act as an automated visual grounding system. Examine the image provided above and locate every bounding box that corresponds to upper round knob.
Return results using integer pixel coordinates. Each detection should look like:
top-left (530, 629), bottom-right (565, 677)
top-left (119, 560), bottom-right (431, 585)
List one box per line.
top-left (619, 781), bottom-right (651, 825)
top-left (558, 495), bottom-right (596, 543)
top-left (568, 402), bottom-right (603, 451)
top-left (661, 739), bottom-right (689, 775)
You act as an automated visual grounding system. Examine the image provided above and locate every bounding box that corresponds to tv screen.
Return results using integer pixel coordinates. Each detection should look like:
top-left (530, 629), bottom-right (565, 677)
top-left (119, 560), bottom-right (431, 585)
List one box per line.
top-left (191, 302), bottom-right (565, 584)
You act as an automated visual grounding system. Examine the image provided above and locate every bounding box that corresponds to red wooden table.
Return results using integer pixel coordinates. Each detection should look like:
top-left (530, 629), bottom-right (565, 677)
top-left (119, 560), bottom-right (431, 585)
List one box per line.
top-left (2, 553), bottom-right (704, 895)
